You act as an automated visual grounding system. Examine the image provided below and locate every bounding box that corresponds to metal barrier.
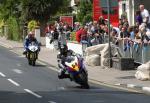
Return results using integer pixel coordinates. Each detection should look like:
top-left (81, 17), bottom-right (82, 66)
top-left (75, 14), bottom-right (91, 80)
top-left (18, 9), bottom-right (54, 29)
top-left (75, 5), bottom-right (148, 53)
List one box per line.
top-left (142, 45), bottom-right (150, 63)
top-left (103, 34), bottom-right (109, 43)
top-left (94, 34), bottom-right (150, 64)
top-left (64, 32), bottom-right (150, 64)
top-left (132, 43), bottom-right (142, 63)
top-left (113, 38), bottom-right (150, 64)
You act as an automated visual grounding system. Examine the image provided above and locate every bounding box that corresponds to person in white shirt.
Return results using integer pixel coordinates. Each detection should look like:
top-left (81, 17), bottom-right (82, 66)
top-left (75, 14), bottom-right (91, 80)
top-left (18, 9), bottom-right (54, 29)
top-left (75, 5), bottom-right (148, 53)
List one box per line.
top-left (139, 5), bottom-right (150, 29)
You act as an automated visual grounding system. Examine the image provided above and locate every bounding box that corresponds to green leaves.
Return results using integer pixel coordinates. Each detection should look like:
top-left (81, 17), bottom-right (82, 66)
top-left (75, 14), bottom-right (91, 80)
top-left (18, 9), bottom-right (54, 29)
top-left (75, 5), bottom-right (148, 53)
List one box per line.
top-left (20, 0), bottom-right (70, 21)
top-left (0, 0), bottom-right (70, 22)
top-left (0, 0), bottom-right (20, 21)
top-left (6, 16), bottom-right (20, 40)
top-left (27, 20), bottom-right (37, 31)
top-left (0, 0), bottom-right (70, 40)
top-left (76, 0), bottom-right (92, 24)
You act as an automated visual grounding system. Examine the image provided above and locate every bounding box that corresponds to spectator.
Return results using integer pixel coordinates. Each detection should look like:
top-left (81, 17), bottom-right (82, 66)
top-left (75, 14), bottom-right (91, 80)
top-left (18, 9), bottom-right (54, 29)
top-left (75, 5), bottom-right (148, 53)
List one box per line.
top-left (91, 21), bottom-right (99, 34)
top-left (45, 23), bottom-right (51, 36)
top-left (113, 27), bottom-right (120, 37)
top-left (137, 23), bottom-right (147, 39)
top-left (139, 4), bottom-right (150, 29)
top-left (63, 23), bottom-right (72, 40)
top-left (122, 18), bottom-right (129, 29)
top-left (76, 26), bottom-right (84, 43)
top-left (120, 27), bottom-right (130, 38)
top-left (121, 11), bottom-right (127, 20)
top-left (80, 26), bottom-right (88, 41)
top-left (128, 26), bottom-right (135, 40)
top-left (135, 28), bottom-right (140, 39)
top-left (135, 10), bottom-right (143, 25)
top-left (141, 29), bottom-right (149, 46)
top-left (110, 28), bottom-right (118, 44)
top-left (98, 16), bottom-right (105, 25)
top-left (54, 21), bottom-right (60, 30)
top-left (118, 19), bottom-right (123, 28)
top-left (111, 28), bottom-right (118, 37)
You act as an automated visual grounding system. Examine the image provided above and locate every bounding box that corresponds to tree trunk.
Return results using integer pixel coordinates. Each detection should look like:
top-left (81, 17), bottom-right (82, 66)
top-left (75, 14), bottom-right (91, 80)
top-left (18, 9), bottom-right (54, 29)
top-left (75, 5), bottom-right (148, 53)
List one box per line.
top-left (39, 20), bottom-right (47, 37)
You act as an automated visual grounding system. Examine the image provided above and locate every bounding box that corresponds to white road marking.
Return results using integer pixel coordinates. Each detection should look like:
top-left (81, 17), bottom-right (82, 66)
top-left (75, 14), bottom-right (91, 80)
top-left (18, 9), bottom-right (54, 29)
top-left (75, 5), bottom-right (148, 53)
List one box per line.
top-left (13, 69), bottom-right (23, 74)
top-left (24, 89), bottom-right (42, 98)
top-left (127, 84), bottom-right (136, 88)
top-left (17, 63), bottom-right (21, 66)
top-left (114, 83), bottom-right (121, 86)
top-left (7, 79), bottom-right (20, 87)
top-left (58, 87), bottom-right (65, 90)
top-left (0, 72), bottom-right (6, 77)
top-left (48, 101), bottom-right (57, 103)
top-left (48, 67), bottom-right (58, 72)
top-left (35, 60), bottom-right (59, 72)
top-left (37, 61), bottom-right (47, 65)
top-left (17, 55), bottom-right (24, 58)
top-left (89, 79), bottom-right (141, 93)
top-left (142, 87), bottom-right (150, 92)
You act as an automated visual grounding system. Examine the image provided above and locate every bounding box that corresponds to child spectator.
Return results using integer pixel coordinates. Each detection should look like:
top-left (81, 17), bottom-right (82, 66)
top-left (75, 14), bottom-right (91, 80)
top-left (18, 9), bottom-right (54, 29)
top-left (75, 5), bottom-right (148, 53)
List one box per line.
top-left (135, 10), bottom-right (143, 25)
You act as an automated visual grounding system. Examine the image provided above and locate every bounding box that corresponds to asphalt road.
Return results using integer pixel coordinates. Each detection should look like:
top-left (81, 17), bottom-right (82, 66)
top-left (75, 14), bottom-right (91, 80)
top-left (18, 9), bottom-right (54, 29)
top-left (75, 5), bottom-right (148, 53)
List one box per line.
top-left (0, 46), bottom-right (150, 103)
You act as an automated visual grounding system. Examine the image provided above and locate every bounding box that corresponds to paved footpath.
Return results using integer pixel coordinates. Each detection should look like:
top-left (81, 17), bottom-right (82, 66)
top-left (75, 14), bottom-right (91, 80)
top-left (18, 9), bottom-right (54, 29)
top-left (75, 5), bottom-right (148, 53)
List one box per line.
top-left (0, 36), bottom-right (150, 94)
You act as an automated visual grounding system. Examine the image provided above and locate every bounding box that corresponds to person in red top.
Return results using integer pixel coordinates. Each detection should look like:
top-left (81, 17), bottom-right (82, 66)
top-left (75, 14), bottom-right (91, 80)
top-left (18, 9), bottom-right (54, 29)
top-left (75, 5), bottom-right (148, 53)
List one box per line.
top-left (81, 26), bottom-right (88, 41)
top-left (45, 23), bottom-right (51, 34)
top-left (76, 26), bottom-right (84, 43)
top-left (76, 26), bottom-right (88, 43)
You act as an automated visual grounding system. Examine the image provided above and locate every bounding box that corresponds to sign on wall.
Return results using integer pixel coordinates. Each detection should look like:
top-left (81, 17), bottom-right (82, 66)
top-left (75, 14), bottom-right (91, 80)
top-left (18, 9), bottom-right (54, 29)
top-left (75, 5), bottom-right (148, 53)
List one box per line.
top-left (60, 16), bottom-right (73, 28)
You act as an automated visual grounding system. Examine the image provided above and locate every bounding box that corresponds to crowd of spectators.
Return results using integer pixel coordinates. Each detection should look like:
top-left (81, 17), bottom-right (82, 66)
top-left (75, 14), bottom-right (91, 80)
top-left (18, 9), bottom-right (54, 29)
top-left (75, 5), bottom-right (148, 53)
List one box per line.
top-left (45, 4), bottom-right (150, 50)
top-left (75, 4), bottom-right (150, 50)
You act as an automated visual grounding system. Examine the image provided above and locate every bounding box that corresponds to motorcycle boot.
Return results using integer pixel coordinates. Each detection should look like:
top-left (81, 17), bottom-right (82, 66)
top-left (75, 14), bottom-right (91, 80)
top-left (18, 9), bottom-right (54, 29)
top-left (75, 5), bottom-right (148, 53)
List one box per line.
top-left (23, 50), bottom-right (27, 55)
top-left (58, 69), bottom-right (65, 79)
top-left (58, 74), bottom-right (70, 79)
top-left (58, 68), bottom-right (70, 79)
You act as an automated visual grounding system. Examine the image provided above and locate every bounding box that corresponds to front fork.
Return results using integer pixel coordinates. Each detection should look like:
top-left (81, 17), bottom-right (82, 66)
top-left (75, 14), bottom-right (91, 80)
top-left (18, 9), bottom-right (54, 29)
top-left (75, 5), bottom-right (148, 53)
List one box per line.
top-left (26, 52), bottom-right (38, 60)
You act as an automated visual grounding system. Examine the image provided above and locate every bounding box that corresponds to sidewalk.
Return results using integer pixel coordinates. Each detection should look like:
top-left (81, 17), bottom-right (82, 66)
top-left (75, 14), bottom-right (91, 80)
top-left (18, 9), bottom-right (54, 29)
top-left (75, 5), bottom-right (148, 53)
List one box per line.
top-left (0, 36), bottom-right (150, 94)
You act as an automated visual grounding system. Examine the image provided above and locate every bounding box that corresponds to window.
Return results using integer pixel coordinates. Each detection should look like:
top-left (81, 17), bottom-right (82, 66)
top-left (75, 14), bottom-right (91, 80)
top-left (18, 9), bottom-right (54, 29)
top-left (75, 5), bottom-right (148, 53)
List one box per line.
top-left (102, 8), bottom-right (117, 14)
top-left (122, 4), bottom-right (126, 12)
top-left (100, 0), bottom-right (118, 7)
top-left (100, 0), bottom-right (118, 15)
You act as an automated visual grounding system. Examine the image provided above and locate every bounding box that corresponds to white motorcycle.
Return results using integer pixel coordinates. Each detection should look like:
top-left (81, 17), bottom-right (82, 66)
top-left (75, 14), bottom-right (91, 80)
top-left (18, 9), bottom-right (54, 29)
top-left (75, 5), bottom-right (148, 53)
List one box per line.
top-left (26, 42), bottom-right (39, 66)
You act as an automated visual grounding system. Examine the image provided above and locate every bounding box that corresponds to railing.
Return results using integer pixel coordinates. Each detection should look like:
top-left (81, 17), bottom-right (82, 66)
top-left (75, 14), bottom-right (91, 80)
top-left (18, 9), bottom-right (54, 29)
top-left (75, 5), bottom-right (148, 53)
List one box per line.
top-left (79, 34), bottom-right (150, 64)
top-left (111, 37), bottom-right (150, 64)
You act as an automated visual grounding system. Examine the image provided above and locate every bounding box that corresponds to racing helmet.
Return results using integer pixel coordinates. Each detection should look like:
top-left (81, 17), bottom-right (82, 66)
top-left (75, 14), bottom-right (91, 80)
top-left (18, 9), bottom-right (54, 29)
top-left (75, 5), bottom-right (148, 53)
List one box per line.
top-left (28, 31), bottom-right (34, 38)
top-left (60, 45), bottom-right (68, 55)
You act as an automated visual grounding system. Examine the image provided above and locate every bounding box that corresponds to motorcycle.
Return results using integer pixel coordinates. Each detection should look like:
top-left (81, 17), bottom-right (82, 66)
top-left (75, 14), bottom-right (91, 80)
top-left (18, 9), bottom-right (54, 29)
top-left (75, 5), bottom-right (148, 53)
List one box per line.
top-left (26, 42), bottom-right (39, 66)
top-left (57, 54), bottom-right (89, 89)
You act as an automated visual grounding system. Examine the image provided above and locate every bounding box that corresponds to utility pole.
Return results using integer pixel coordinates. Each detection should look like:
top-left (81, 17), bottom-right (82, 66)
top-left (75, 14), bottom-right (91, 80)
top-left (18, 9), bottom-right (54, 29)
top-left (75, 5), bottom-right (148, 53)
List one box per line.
top-left (107, 0), bottom-right (112, 68)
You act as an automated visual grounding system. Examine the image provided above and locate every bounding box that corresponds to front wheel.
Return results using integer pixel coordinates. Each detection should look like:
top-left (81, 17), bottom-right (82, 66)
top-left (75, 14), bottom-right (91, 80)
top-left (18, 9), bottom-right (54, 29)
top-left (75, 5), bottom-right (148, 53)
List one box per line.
top-left (74, 70), bottom-right (89, 89)
top-left (32, 60), bottom-right (35, 66)
top-left (28, 52), bottom-right (36, 66)
top-left (28, 60), bottom-right (35, 66)
top-left (28, 60), bottom-right (32, 65)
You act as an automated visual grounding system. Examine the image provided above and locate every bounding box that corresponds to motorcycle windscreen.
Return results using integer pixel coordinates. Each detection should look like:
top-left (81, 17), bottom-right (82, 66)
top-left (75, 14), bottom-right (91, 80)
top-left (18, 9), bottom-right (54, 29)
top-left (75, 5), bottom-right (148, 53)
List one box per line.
top-left (65, 56), bottom-right (80, 72)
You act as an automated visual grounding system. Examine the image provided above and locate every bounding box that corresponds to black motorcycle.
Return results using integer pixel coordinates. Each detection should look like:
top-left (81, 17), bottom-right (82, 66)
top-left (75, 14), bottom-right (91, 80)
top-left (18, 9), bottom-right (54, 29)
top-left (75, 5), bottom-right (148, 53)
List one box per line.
top-left (26, 42), bottom-right (39, 66)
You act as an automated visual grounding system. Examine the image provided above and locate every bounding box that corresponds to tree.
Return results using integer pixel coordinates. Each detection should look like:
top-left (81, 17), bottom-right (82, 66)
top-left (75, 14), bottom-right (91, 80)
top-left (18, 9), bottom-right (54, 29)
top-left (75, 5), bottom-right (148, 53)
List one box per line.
top-left (0, 0), bottom-right (21, 40)
top-left (20, 0), bottom-right (70, 21)
top-left (76, 0), bottom-right (92, 24)
top-left (0, 0), bottom-right (71, 37)
top-left (0, 0), bottom-right (20, 21)
top-left (20, 0), bottom-right (70, 36)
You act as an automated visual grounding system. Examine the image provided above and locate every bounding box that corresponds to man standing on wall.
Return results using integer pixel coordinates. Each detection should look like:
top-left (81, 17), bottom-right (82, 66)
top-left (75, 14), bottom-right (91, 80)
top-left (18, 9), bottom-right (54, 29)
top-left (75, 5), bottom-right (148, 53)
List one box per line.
top-left (139, 4), bottom-right (150, 29)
